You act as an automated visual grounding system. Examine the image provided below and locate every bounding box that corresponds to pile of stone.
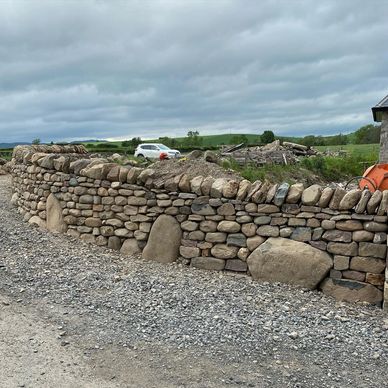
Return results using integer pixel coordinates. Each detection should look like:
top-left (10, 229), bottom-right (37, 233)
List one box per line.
top-left (9, 145), bottom-right (388, 309)
top-left (221, 140), bottom-right (318, 166)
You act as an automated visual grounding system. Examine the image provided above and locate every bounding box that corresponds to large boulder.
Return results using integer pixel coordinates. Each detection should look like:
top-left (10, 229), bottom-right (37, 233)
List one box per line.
top-left (46, 194), bottom-right (67, 233)
top-left (247, 237), bottom-right (332, 289)
top-left (142, 215), bottom-right (182, 263)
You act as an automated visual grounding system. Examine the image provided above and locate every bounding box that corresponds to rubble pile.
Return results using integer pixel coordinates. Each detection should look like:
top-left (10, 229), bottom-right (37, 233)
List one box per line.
top-left (221, 140), bottom-right (319, 166)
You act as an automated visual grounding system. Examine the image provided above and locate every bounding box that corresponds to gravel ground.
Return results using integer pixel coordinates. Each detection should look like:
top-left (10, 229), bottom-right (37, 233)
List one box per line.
top-left (0, 174), bottom-right (387, 388)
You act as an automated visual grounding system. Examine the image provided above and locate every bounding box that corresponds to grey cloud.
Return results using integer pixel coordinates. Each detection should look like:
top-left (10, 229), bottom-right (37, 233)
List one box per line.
top-left (0, 0), bottom-right (387, 142)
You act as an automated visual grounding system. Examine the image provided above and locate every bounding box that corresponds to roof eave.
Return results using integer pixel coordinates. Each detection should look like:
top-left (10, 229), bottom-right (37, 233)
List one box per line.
top-left (372, 107), bottom-right (388, 122)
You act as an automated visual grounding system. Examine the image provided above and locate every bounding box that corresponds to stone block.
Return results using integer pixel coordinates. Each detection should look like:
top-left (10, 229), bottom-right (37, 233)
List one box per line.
top-left (358, 242), bottom-right (386, 259)
top-left (191, 257), bottom-right (225, 271)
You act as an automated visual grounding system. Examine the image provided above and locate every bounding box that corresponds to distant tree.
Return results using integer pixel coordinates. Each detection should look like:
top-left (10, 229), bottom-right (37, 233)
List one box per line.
top-left (130, 137), bottom-right (142, 147)
top-left (32, 138), bottom-right (41, 145)
top-left (353, 124), bottom-right (380, 144)
top-left (260, 130), bottom-right (275, 144)
top-left (158, 136), bottom-right (178, 148)
top-left (184, 130), bottom-right (202, 147)
top-left (229, 134), bottom-right (248, 145)
top-left (327, 133), bottom-right (348, 146)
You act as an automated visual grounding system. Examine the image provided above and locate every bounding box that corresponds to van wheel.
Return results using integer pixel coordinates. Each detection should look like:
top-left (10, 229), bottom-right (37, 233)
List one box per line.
top-left (137, 154), bottom-right (144, 158)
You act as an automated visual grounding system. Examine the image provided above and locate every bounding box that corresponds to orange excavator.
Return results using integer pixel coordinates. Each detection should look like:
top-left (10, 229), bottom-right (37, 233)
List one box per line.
top-left (350, 95), bottom-right (388, 192)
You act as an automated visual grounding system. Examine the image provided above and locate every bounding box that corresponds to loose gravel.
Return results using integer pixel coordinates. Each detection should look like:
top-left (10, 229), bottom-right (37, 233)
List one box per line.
top-left (0, 175), bottom-right (387, 388)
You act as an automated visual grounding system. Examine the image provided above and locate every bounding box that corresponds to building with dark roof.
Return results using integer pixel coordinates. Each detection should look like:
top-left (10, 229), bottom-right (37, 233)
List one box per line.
top-left (372, 94), bottom-right (388, 162)
top-left (372, 94), bottom-right (388, 122)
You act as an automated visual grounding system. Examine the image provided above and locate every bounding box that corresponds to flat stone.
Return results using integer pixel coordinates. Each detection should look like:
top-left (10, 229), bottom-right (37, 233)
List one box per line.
top-left (358, 242), bottom-right (386, 259)
top-left (246, 180), bottom-right (262, 201)
top-left (365, 273), bottom-right (385, 286)
top-left (191, 257), bottom-right (225, 271)
top-left (335, 220), bottom-right (363, 231)
top-left (211, 244), bottom-right (239, 259)
top-left (364, 221), bottom-right (388, 232)
top-left (265, 184), bottom-right (278, 203)
top-left (142, 215), bottom-right (182, 263)
top-left (302, 184), bottom-right (322, 206)
top-left (288, 218), bottom-right (306, 227)
top-left (350, 256), bottom-right (386, 273)
top-left (291, 227), bottom-right (311, 242)
top-left (181, 221), bottom-right (198, 231)
top-left (256, 204), bottom-right (279, 214)
top-left (321, 278), bottom-right (383, 305)
top-left (352, 230), bottom-right (374, 242)
top-left (205, 232), bottom-right (227, 243)
top-left (254, 216), bottom-right (271, 225)
top-left (327, 242), bottom-right (358, 256)
top-left (225, 259), bottom-right (248, 272)
top-left (257, 225), bottom-right (279, 237)
top-left (342, 270), bottom-right (365, 282)
top-left (247, 237), bottom-right (332, 289)
top-left (322, 230), bottom-right (352, 243)
top-left (309, 241), bottom-right (327, 251)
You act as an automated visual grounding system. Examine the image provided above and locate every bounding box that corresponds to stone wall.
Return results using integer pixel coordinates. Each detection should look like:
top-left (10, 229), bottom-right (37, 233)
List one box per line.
top-left (10, 146), bottom-right (388, 309)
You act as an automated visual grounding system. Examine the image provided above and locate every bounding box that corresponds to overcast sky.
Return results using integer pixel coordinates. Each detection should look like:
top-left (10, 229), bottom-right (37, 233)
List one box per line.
top-left (0, 0), bottom-right (387, 143)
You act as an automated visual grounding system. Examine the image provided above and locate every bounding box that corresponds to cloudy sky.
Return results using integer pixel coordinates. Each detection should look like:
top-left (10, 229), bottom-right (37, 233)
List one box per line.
top-left (0, 0), bottom-right (387, 143)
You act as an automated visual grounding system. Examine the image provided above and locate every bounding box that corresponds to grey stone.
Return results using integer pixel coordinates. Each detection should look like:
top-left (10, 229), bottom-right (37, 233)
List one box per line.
top-left (364, 221), bottom-right (388, 232)
top-left (333, 255), bottom-right (350, 270)
top-left (257, 225), bottom-right (279, 237)
top-left (191, 257), bottom-right (225, 271)
top-left (205, 232), bottom-right (227, 243)
top-left (291, 227), bottom-right (311, 242)
top-left (366, 190), bottom-right (382, 214)
top-left (226, 233), bottom-right (247, 247)
top-left (273, 182), bottom-right (290, 206)
top-left (327, 242), bottom-right (358, 256)
top-left (225, 259), bottom-right (248, 272)
top-left (322, 230), bottom-right (352, 243)
top-left (355, 190), bottom-right (371, 213)
top-left (211, 244), bottom-right (239, 259)
top-left (217, 221), bottom-right (241, 233)
top-left (142, 215), bottom-right (182, 263)
top-left (318, 187), bottom-right (334, 208)
top-left (329, 188), bottom-right (346, 210)
top-left (46, 194), bottom-right (67, 233)
top-left (335, 220), bottom-right (363, 231)
top-left (254, 216), bottom-right (271, 225)
top-left (358, 242), bottom-right (386, 259)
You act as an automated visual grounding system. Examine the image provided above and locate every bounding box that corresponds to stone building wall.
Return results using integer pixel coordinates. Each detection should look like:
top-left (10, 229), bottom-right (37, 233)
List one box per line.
top-left (10, 146), bottom-right (388, 309)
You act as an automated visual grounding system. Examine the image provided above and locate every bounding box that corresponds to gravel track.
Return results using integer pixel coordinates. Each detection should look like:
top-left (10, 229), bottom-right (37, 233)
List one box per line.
top-left (0, 175), bottom-right (387, 388)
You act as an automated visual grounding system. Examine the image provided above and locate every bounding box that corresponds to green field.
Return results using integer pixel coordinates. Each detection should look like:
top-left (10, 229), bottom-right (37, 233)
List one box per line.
top-left (316, 143), bottom-right (379, 158)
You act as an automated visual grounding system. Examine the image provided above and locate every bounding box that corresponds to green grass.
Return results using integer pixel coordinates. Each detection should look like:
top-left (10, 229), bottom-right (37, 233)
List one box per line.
top-left (316, 143), bottom-right (379, 158)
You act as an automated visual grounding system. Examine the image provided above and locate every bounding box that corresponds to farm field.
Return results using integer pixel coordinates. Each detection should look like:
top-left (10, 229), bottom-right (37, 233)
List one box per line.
top-left (316, 143), bottom-right (379, 158)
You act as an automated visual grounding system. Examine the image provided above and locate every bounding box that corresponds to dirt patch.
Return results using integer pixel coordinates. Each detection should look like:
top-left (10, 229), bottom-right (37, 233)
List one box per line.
top-left (150, 158), bottom-right (242, 181)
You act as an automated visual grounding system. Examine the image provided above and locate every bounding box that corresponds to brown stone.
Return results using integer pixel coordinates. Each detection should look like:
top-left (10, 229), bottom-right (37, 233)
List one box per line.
top-left (247, 237), bottom-right (332, 289)
top-left (241, 223), bottom-right (257, 237)
top-left (339, 189), bottom-right (362, 210)
top-left (286, 183), bottom-right (304, 204)
top-left (256, 204), bottom-right (279, 214)
top-left (329, 188), bottom-right (346, 210)
top-left (366, 190), bottom-right (382, 214)
top-left (350, 256), bottom-right (386, 273)
top-left (180, 246), bottom-right (200, 258)
top-left (365, 273), bottom-right (385, 286)
top-left (190, 176), bottom-right (204, 195)
top-left (46, 194), bottom-right (67, 233)
top-left (301, 184), bottom-right (322, 206)
top-left (352, 230), bottom-right (374, 242)
top-left (364, 221), bottom-right (388, 232)
top-left (322, 230), bottom-right (352, 243)
top-left (199, 220), bottom-right (218, 232)
top-left (257, 225), bottom-right (279, 237)
top-left (342, 270), bottom-right (365, 282)
top-left (236, 180), bottom-right (251, 201)
top-left (318, 187), bottom-right (334, 208)
top-left (217, 203), bottom-right (235, 215)
top-left (210, 178), bottom-right (227, 198)
top-left (211, 244), bottom-right (238, 259)
top-left (246, 235), bottom-right (266, 251)
top-left (358, 242), bottom-right (386, 259)
top-left (327, 241), bottom-right (358, 256)
top-left (223, 180), bottom-right (239, 198)
top-left (355, 190), bottom-right (371, 213)
top-left (217, 221), bottom-right (240, 233)
top-left (205, 232), bottom-right (227, 243)
top-left (201, 177), bottom-right (214, 196)
top-left (321, 278), bottom-right (383, 305)
top-left (333, 255), bottom-right (350, 270)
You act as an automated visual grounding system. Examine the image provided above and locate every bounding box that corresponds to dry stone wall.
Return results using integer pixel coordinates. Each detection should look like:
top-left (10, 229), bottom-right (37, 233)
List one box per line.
top-left (10, 146), bottom-right (388, 309)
